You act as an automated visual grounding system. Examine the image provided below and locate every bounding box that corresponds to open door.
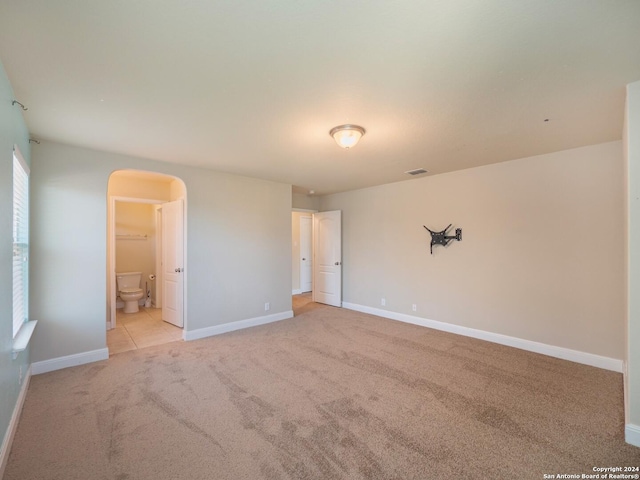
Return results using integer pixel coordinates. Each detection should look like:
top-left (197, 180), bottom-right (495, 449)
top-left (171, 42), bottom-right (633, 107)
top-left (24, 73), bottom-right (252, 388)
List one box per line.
top-left (312, 210), bottom-right (342, 307)
top-left (300, 216), bottom-right (312, 293)
top-left (162, 199), bottom-right (184, 327)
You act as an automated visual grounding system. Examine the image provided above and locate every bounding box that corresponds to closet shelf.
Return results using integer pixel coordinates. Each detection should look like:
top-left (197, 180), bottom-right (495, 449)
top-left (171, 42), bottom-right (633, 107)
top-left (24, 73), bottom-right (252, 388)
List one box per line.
top-left (116, 234), bottom-right (148, 240)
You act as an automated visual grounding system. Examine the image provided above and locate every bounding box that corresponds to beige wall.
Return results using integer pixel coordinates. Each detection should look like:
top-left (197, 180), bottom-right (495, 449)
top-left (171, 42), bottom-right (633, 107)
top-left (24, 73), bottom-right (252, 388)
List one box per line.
top-left (30, 140), bottom-right (292, 363)
top-left (292, 192), bottom-right (320, 210)
top-left (0, 59), bottom-right (31, 467)
top-left (626, 80), bottom-right (640, 433)
top-left (108, 173), bottom-right (172, 199)
top-left (320, 141), bottom-right (625, 360)
top-left (115, 202), bottom-right (157, 304)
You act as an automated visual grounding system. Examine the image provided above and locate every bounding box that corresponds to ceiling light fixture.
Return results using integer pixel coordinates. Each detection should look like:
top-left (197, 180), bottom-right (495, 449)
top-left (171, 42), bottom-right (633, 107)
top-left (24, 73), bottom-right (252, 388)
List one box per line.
top-left (329, 124), bottom-right (366, 149)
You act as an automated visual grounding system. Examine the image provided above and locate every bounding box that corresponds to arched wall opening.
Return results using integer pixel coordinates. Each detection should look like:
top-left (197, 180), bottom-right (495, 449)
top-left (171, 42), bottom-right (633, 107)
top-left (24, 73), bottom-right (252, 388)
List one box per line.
top-left (106, 170), bottom-right (187, 343)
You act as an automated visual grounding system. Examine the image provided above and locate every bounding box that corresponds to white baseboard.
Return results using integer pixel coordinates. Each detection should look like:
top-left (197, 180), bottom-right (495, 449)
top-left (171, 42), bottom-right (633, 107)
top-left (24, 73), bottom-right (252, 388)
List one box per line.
top-left (184, 310), bottom-right (294, 342)
top-left (31, 348), bottom-right (109, 375)
top-left (342, 303), bottom-right (623, 373)
top-left (626, 424), bottom-right (640, 447)
top-left (0, 365), bottom-right (31, 479)
top-left (292, 289), bottom-right (303, 295)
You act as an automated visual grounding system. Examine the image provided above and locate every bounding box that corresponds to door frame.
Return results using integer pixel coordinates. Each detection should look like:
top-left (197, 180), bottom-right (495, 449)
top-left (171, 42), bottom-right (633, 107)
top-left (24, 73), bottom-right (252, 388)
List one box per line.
top-left (299, 215), bottom-right (312, 293)
top-left (292, 208), bottom-right (316, 295)
top-left (108, 196), bottom-right (165, 330)
top-left (107, 171), bottom-right (189, 336)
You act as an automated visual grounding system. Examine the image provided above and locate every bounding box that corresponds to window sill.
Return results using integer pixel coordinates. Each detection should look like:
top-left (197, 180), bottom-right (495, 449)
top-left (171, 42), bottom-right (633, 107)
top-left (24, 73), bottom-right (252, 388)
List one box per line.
top-left (12, 320), bottom-right (37, 360)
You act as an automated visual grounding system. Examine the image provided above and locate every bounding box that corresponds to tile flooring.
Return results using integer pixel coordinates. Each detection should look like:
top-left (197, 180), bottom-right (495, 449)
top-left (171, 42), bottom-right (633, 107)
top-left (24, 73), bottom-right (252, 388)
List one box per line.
top-left (107, 306), bottom-right (183, 355)
top-left (108, 295), bottom-right (312, 355)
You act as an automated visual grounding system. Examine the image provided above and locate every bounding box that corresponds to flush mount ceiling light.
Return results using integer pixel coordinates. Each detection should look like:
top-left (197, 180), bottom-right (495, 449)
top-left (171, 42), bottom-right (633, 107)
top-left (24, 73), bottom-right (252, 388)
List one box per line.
top-left (329, 124), bottom-right (366, 149)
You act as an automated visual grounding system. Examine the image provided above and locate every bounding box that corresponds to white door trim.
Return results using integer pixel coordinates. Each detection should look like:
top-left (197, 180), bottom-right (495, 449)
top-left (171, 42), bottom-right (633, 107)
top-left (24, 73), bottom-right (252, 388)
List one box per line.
top-left (293, 208), bottom-right (317, 213)
top-left (292, 208), bottom-right (317, 296)
top-left (300, 215), bottom-right (312, 293)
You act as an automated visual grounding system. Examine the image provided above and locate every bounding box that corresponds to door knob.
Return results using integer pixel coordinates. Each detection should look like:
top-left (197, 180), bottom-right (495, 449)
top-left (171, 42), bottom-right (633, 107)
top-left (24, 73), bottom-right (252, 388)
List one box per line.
top-left (302, 258), bottom-right (306, 261)
top-left (175, 268), bottom-right (183, 273)
top-left (334, 262), bottom-right (341, 266)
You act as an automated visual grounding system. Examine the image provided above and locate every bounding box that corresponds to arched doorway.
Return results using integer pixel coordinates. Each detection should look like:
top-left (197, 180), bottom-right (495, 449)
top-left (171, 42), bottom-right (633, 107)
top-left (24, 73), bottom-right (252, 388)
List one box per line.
top-left (106, 170), bottom-right (187, 354)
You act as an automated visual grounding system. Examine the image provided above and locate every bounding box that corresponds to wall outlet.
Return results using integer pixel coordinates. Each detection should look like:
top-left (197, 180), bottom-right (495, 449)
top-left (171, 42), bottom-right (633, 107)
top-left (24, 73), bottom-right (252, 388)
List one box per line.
top-left (381, 298), bottom-right (386, 307)
top-left (18, 366), bottom-right (23, 385)
top-left (264, 302), bottom-right (270, 311)
top-left (412, 304), bottom-right (417, 312)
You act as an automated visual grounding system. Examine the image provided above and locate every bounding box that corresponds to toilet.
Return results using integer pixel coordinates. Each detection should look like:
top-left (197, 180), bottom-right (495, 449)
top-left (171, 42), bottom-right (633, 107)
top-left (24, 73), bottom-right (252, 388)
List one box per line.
top-left (116, 272), bottom-right (144, 313)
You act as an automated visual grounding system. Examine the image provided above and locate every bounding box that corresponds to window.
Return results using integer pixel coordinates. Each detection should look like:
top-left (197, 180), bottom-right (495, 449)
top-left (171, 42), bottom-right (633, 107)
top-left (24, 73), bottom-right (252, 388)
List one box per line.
top-left (13, 147), bottom-right (29, 338)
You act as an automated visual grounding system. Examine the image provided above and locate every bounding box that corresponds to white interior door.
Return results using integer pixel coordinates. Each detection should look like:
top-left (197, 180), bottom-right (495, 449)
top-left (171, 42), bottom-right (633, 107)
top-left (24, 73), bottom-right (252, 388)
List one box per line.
top-left (313, 210), bottom-right (342, 307)
top-left (154, 206), bottom-right (163, 309)
top-left (300, 216), bottom-right (312, 293)
top-left (162, 199), bottom-right (184, 327)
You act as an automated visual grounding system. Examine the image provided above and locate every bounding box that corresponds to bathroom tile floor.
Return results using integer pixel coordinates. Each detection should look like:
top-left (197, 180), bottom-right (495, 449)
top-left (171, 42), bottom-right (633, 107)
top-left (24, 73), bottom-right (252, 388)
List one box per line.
top-left (107, 306), bottom-right (183, 355)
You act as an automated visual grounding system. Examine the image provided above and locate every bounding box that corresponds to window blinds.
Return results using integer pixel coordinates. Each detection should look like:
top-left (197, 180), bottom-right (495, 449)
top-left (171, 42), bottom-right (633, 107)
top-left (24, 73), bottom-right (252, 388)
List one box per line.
top-left (13, 148), bottom-right (29, 338)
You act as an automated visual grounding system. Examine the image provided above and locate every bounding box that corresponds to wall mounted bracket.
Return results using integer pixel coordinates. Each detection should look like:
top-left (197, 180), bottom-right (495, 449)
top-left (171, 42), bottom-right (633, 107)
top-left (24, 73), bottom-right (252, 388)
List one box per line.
top-left (423, 224), bottom-right (462, 254)
top-left (12, 100), bottom-right (28, 111)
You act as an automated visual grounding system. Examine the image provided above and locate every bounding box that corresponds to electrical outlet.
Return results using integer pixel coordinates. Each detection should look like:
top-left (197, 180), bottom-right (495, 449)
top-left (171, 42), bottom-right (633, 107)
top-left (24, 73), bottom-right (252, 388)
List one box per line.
top-left (18, 366), bottom-right (23, 385)
top-left (264, 302), bottom-right (270, 311)
top-left (412, 304), bottom-right (417, 312)
top-left (381, 298), bottom-right (386, 307)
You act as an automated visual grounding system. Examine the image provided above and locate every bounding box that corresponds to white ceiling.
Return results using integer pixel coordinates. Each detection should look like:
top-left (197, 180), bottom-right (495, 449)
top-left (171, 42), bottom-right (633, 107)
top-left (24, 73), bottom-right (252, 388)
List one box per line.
top-left (1, 1), bottom-right (639, 195)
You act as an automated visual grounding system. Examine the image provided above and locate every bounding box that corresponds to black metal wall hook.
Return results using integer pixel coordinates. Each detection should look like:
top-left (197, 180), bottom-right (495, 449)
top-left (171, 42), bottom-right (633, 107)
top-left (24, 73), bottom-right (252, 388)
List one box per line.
top-left (12, 100), bottom-right (28, 111)
top-left (423, 224), bottom-right (462, 254)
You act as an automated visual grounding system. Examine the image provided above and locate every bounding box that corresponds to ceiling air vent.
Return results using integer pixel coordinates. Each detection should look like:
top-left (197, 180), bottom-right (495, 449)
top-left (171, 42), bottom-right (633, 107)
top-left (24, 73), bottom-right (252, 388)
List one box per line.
top-left (405, 168), bottom-right (428, 176)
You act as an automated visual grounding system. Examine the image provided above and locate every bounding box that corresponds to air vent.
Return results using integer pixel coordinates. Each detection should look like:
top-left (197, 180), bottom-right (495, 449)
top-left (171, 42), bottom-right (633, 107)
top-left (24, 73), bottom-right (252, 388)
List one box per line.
top-left (405, 168), bottom-right (428, 176)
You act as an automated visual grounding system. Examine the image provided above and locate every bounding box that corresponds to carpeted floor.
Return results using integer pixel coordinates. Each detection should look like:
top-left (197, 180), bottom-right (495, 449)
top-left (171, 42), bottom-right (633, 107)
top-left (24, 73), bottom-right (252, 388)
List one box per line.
top-left (4, 297), bottom-right (639, 479)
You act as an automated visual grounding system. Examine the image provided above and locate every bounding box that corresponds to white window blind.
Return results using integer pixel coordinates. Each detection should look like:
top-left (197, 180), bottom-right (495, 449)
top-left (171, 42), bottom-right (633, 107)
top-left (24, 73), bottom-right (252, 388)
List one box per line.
top-left (13, 147), bottom-right (29, 338)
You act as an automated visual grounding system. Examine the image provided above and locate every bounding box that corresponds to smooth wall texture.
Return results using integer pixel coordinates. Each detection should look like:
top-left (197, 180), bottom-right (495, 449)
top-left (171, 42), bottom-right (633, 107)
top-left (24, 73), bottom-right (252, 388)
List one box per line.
top-left (627, 80), bottom-right (640, 428)
top-left (321, 141), bottom-right (625, 360)
top-left (292, 193), bottom-right (320, 211)
top-left (0, 62), bottom-right (30, 462)
top-left (108, 173), bottom-right (172, 200)
top-left (30, 140), bottom-right (292, 363)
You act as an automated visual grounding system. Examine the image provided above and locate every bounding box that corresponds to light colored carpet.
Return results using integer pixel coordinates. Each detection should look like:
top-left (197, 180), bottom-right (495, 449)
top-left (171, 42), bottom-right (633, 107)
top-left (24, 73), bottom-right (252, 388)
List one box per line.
top-left (4, 298), bottom-right (639, 479)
